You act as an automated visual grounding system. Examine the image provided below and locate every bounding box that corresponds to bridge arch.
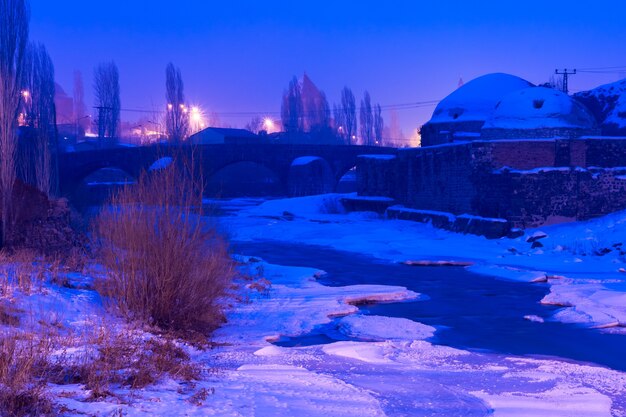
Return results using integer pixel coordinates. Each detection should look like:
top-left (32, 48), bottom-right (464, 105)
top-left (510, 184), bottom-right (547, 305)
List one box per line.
top-left (335, 165), bottom-right (357, 193)
top-left (205, 160), bottom-right (285, 197)
top-left (69, 164), bottom-right (139, 208)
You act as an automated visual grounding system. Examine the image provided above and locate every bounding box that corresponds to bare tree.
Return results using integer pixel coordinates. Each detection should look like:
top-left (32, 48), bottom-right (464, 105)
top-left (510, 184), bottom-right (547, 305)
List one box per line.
top-left (165, 62), bottom-right (188, 143)
top-left (374, 103), bottom-right (384, 146)
top-left (333, 103), bottom-right (345, 141)
top-left (245, 116), bottom-right (263, 134)
top-left (73, 69), bottom-right (87, 137)
top-left (0, 0), bottom-right (29, 245)
top-left (281, 76), bottom-right (303, 134)
top-left (94, 61), bottom-right (120, 145)
top-left (360, 91), bottom-right (373, 146)
top-left (22, 42), bottom-right (56, 195)
top-left (341, 87), bottom-right (356, 145)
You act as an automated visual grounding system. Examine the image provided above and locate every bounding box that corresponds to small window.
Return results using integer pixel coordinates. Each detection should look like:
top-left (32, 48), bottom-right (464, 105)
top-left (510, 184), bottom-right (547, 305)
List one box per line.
top-left (533, 99), bottom-right (545, 109)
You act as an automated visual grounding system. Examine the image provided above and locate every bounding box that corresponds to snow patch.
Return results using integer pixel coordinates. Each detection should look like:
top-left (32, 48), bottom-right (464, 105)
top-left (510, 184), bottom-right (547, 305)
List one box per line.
top-left (337, 315), bottom-right (435, 341)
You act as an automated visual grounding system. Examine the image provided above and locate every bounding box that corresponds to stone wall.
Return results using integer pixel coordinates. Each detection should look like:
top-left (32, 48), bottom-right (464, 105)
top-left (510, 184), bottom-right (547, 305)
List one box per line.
top-left (356, 155), bottom-right (398, 197)
top-left (356, 137), bottom-right (626, 230)
top-left (481, 127), bottom-right (600, 140)
top-left (420, 120), bottom-right (484, 147)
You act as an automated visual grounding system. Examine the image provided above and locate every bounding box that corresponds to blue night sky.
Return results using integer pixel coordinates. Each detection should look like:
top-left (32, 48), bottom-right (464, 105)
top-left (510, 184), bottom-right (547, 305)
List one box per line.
top-left (30, 0), bottom-right (626, 141)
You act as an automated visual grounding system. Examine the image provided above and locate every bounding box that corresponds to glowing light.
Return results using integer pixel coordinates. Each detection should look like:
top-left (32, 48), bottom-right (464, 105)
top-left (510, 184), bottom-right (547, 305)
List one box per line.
top-left (167, 103), bottom-right (173, 110)
top-left (21, 90), bottom-right (29, 99)
top-left (187, 104), bottom-right (206, 134)
top-left (263, 117), bottom-right (275, 131)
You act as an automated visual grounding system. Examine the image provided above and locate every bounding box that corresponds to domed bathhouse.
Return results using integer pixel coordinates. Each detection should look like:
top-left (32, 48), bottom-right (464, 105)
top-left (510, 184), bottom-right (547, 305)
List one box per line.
top-left (353, 72), bottom-right (626, 236)
top-left (481, 87), bottom-right (601, 139)
top-left (420, 73), bottom-right (534, 146)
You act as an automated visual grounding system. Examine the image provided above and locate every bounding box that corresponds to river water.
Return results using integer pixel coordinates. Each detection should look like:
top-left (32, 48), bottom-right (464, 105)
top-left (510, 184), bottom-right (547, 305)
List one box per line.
top-left (233, 240), bottom-right (626, 372)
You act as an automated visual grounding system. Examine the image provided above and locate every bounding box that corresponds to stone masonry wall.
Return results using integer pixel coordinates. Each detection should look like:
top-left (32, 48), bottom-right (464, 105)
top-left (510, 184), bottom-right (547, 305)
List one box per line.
top-left (356, 138), bottom-right (626, 229)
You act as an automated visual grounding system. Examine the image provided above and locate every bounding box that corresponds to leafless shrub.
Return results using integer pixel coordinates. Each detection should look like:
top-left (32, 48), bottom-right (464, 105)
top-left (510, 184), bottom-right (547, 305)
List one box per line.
top-left (0, 330), bottom-right (54, 416)
top-left (94, 162), bottom-right (235, 335)
top-left (53, 324), bottom-right (202, 400)
top-left (0, 249), bottom-right (46, 295)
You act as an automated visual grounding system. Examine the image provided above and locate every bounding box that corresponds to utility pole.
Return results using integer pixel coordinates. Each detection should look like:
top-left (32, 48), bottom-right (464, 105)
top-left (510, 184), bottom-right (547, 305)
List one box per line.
top-left (555, 68), bottom-right (577, 94)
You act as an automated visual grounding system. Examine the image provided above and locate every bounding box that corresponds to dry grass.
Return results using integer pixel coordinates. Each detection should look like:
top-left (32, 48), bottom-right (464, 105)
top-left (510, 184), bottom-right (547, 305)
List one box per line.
top-left (51, 323), bottom-right (202, 400)
top-left (0, 331), bottom-right (54, 416)
top-left (93, 162), bottom-right (235, 335)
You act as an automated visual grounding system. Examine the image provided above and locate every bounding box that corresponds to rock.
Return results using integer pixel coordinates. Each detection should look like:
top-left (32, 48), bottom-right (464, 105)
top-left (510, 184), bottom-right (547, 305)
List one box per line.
top-left (524, 315), bottom-right (545, 323)
top-left (531, 240), bottom-right (544, 249)
top-left (507, 228), bottom-right (525, 239)
top-left (619, 268), bottom-right (626, 273)
top-left (403, 260), bottom-right (474, 267)
top-left (282, 211), bottom-right (295, 221)
top-left (526, 231), bottom-right (548, 243)
top-left (531, 275), bottom-right (548, 283)
top-left (594, 247), bottom-right (612, 256)
top-left (591, 321), bottom-right (623, 329)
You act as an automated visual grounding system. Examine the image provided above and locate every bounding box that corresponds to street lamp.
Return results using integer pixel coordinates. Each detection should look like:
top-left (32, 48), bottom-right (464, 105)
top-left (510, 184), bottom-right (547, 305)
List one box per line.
top-left (75, 115), bottom-right (91, 142)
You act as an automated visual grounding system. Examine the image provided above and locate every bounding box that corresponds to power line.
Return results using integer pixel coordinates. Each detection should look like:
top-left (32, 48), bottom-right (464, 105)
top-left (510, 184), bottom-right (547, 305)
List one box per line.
top-left (577, 65), bottom-right (626, 72)
top-left (105, 99), bottom-right (439, 119)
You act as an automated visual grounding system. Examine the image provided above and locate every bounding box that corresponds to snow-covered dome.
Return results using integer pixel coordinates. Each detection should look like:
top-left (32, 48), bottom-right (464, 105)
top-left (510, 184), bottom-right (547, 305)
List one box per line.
top-left (428, 73), bottom-right (534, 124)
top-left (481, 87), bottom-right (599, 139)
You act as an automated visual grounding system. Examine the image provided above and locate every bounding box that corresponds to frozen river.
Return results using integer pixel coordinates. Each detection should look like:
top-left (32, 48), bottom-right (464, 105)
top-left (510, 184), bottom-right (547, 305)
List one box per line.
top-left (234, 240), bottom-right (626, 372)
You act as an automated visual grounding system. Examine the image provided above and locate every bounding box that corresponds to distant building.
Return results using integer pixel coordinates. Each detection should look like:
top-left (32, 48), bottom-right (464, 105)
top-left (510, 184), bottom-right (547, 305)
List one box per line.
top-left (54, 82), bottom-right (74, 125)
top-left (187, 127), bottom-right (259, 144)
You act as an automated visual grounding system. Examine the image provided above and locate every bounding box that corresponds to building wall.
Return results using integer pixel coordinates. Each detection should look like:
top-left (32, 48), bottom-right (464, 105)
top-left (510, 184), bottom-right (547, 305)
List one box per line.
top-left (420, 120), bottom-right (484, 147)
top-left (481, 127), bottom-right (600, 140)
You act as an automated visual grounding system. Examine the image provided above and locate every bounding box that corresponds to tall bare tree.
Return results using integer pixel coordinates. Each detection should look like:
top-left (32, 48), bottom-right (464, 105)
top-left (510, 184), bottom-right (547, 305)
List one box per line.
top-left (281, 76), bottom-right (303, 134)
top-left (73, 69), bottom-right (87, 137)
top-left (359, 91), bottom-right (373, 146)
top-left (0, 0), bottom-right (29, 245)
top-left (374, 103), bottom-right (384, 146)
top-left (94, 61), bottom-right (120, 145)
top-left (165, 62), bottom-right (188, 143)
top-left (22, 42), bottom-right (56, 195)
top-left (333, 103), bottom-right (345, 141)
top-left (341, 87), bottom-right (356, 145)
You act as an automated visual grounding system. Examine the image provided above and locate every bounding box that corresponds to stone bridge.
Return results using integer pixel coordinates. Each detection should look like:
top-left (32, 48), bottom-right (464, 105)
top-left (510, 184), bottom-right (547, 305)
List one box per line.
top-left (58, 143), bottom-right (396, 198)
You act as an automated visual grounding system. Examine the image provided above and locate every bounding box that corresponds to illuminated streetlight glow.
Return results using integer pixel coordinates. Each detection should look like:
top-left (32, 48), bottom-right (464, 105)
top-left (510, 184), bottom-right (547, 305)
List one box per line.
top-left (263, 117), bottom-right (275, 131)
top-left (21, 90), bottom-right (29, 99)
top-left (188, 104), bottom-right (206, 134)
top-left (167, 103), bottom-right (173, 110)
top-left (191, 109), bottom-right (201, 123)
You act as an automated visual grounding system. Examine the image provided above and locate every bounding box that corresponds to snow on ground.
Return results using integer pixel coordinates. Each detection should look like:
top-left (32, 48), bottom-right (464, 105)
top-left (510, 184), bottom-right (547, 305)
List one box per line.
top-left (222, 194), bottom-right (626, 332)
top-left (5, 243), bottom-right (626, 415)
top-left (7, 194), bottom-right (626, 415)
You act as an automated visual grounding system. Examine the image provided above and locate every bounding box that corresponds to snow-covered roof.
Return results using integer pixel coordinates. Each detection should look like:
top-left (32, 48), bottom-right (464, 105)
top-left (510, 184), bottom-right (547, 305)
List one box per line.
top-left (428, 73), bottom-right (534, 124)
top-left (483, 87), bottom-right (597, 130)
top-left (574, 78), bottom-right (626, 129)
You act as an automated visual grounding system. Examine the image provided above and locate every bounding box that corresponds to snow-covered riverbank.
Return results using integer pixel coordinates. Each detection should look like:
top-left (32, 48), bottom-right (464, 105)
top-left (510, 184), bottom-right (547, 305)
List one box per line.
top-left (218, 194), bottom-right (626, 333)
top-left (5, 194), bottom-right (626, 415)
